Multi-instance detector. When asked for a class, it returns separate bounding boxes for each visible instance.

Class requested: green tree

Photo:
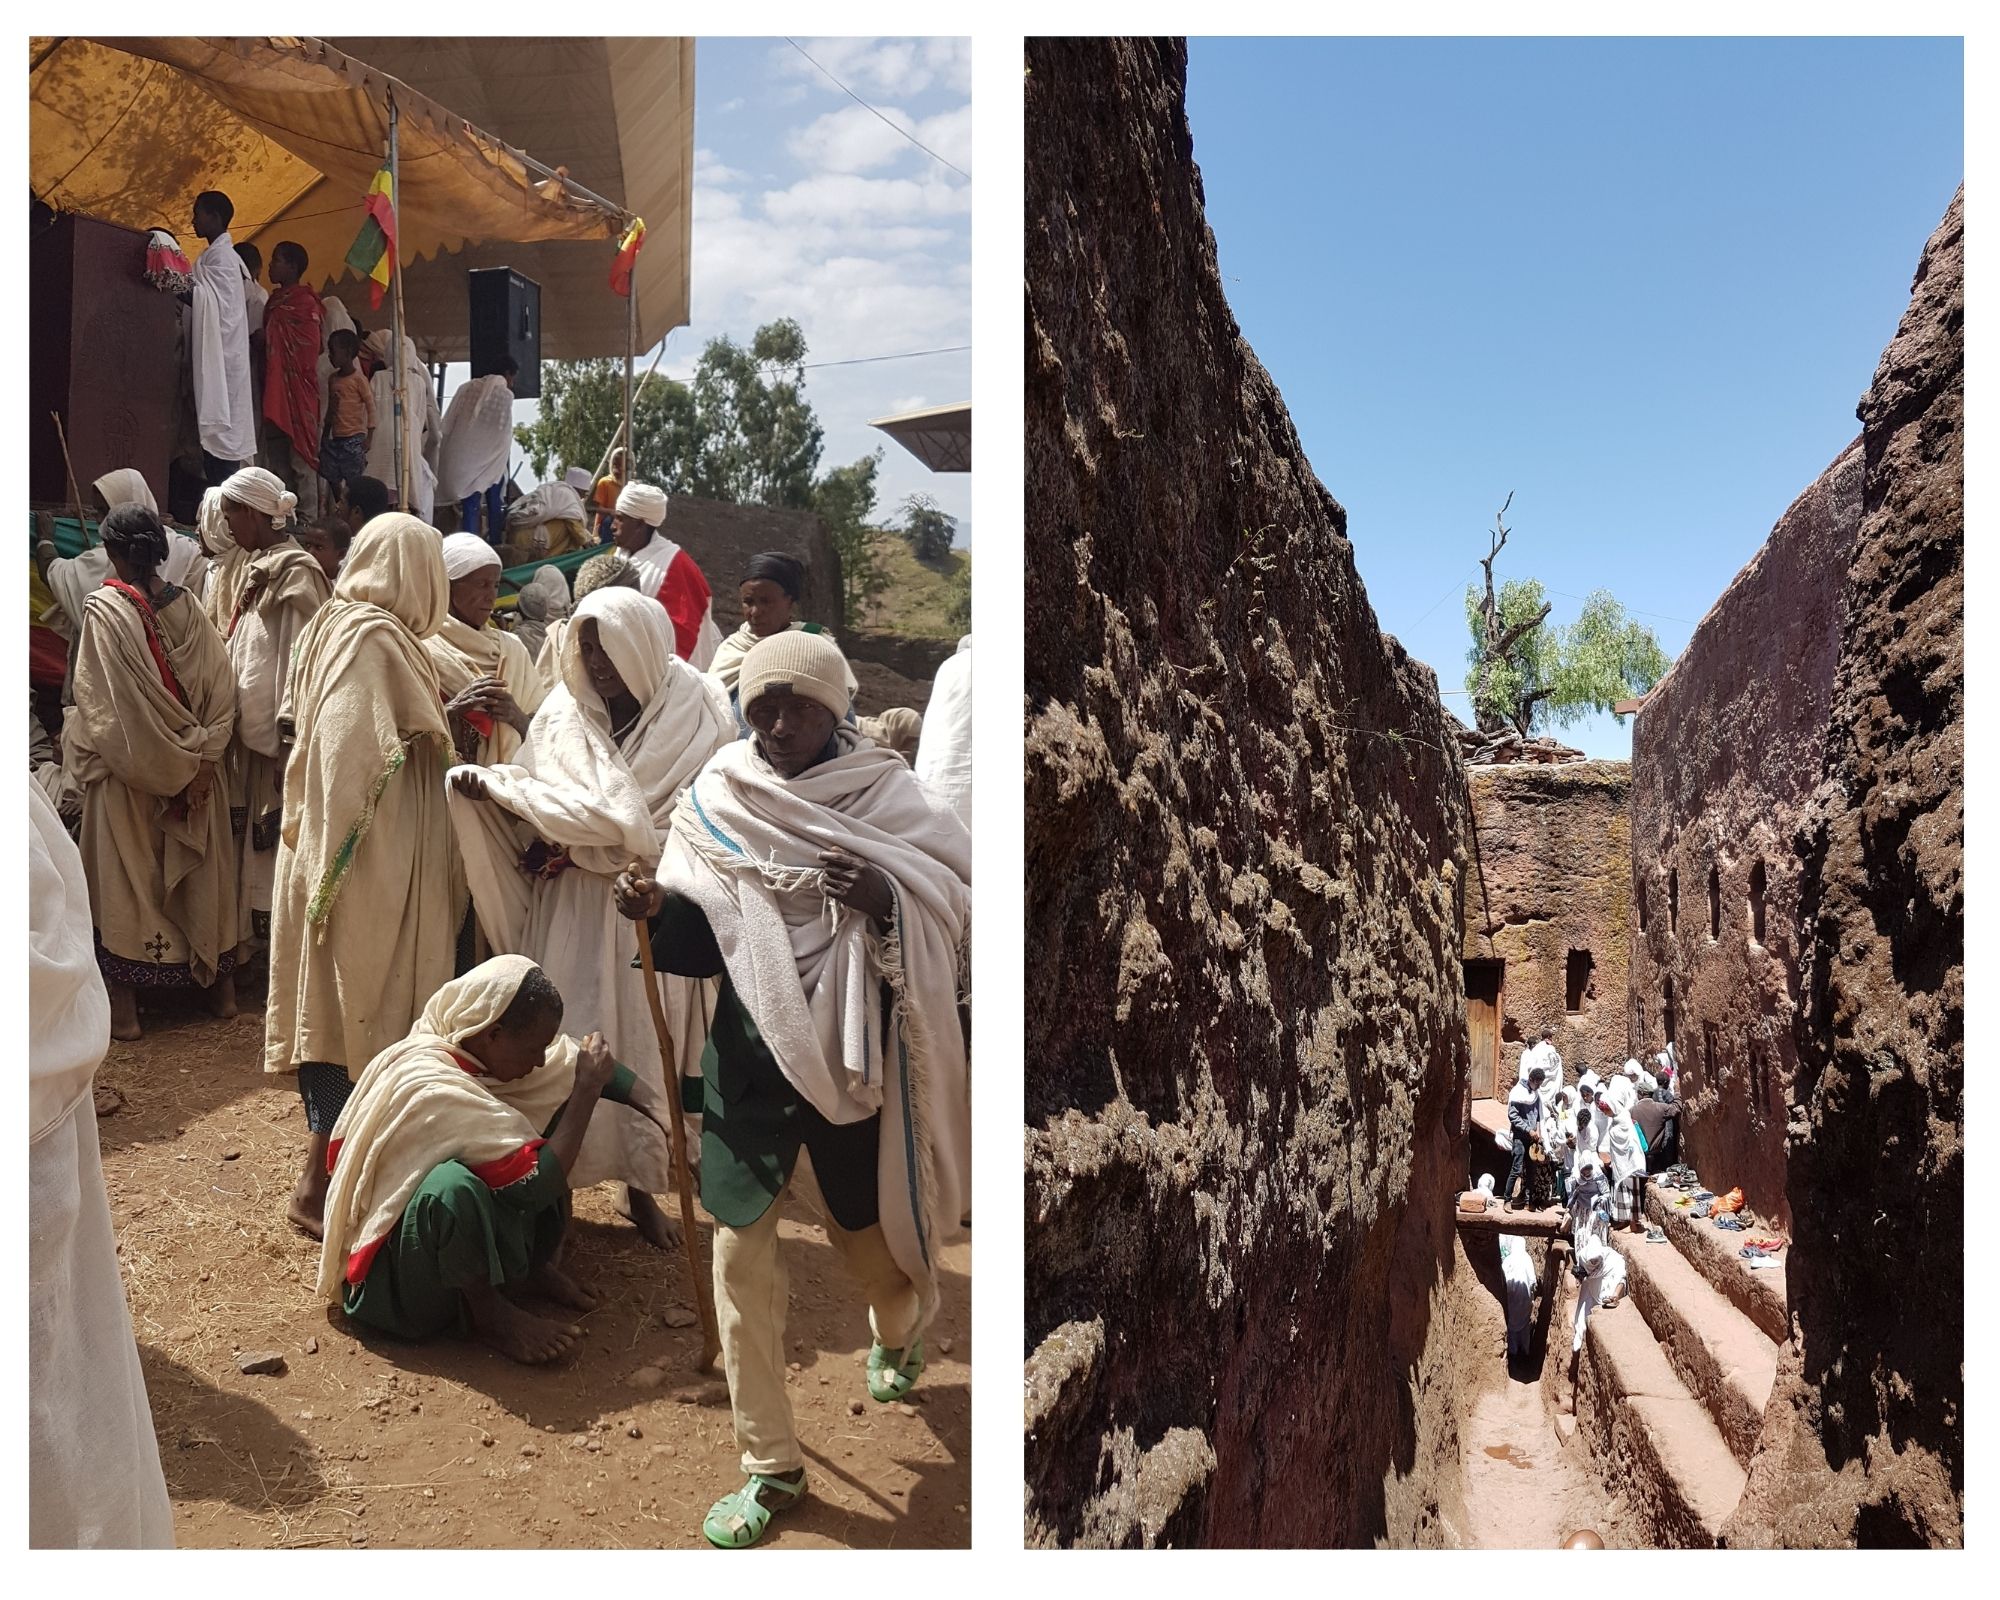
[813,450,885,624]
[898,492,956,565]
[944,558,972,632]
[514,357,697,488]
[687,319,824,507]
[1463,494,1670,735]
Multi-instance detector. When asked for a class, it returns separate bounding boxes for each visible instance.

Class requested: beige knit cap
[738,628,852,721]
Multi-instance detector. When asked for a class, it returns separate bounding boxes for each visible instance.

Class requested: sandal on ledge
[867,1337,925,1403]
[702,1471,806,1549]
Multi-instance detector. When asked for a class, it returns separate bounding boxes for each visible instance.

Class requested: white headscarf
[92,468,158,517]
[219,466,298,528]
[564,466,593,493]
[615,481,668,527]
[441,532,502,582]
[197,487,235,556]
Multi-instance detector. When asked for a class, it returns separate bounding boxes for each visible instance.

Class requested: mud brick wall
[1626,444,1864,1228]
[662,494,842,631]
[1024,38,1474,1548]
[1462,761,1632,1087]
[1726,187,1963,1550]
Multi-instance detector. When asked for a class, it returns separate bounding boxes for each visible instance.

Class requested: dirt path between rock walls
[90,993,971,1550]
[1459,1373,1621,1549]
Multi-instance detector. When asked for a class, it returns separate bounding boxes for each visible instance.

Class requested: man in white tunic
[610,482,723,669]
[187,190,257,485]
[29,779,175,1547]
[438,360,520,539]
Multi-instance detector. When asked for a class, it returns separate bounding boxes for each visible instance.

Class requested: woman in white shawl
[447,588,734,1249]
[38,469,209,653]
[1567,1154,1628,1351]
[613,628,970,1549]
[427,534,546,770]
[205,469,332,959]
[265,514,470,1239]
[708,550,856,736]
[1596,1075,1648,1231]
[62,505,240,1039]
[362,327,442,521]
[29,779,174,1547]
[318,956,676,1364]
[512,564,572,663]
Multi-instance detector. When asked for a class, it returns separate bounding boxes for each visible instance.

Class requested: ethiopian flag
[609,215,646,297]
[345,166,398,310]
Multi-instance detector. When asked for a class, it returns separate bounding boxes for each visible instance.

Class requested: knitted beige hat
[738,628,852,721]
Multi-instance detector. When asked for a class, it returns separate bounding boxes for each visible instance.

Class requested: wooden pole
[50,411,96,547]
[623,279,636,479]
[387,96,409,512]
[590,334,672,486]
[632,904,721,1373]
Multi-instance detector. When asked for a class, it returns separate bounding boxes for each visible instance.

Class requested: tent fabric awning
[870,402,971,473]
[28,35,693,361]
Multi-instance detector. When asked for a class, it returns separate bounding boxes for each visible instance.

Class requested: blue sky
[468,37,971,542]
[1184,36,1963,756]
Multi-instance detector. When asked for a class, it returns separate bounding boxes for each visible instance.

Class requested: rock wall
[662,493,842,631]
[1725,188,1963,1548]
[1626,444,1865,1228]
[1024,38,1474,1548]
[1462,761,1632,1093]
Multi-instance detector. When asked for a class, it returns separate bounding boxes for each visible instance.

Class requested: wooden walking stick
[633,889,722,1373]
[51,411,97,547]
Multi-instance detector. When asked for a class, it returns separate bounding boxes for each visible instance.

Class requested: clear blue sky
[1185,37,1963,756]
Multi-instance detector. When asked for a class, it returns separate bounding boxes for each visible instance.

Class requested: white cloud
[694,147,749,186]
[777,36,971,101]
[715,97,744,114]
[786,102,972,177]
[761,172,969,227]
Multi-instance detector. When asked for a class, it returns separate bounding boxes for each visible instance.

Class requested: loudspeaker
[468,267,540,399]
[29,212,180,509]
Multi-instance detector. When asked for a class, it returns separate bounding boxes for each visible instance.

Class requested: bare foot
[208,969,240,1020]
[108,983,142,1042]
[287,1185,325,1240]
[465,1284,581,1365]
[522,1259,600,1313]
[626,1186,682,1251]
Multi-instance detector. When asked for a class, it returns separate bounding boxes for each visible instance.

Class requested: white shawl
[914,635,972,829]
[628,531,722,670]
[659,730,971,1323]
[190,231,257,462]
[364,330,441,520]
[436,373,517,503]
[1599,1075,1646,1186]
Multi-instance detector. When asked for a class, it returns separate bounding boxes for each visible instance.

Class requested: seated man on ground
[316,955,675,1364]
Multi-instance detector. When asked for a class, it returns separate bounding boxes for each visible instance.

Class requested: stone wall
[1024,38,1474,1548]
[663,493,842,631]
[1725,187,1963,1549]
[1626,444,1865,1227]
[1461,760,1632,1090]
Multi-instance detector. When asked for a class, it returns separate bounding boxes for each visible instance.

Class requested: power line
[784,38,971,181]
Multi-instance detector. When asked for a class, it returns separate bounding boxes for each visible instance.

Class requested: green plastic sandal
[702,1471,806,1549]
[866,1337,925,1402]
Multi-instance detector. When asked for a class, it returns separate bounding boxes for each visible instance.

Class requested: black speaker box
[467,267,540,398]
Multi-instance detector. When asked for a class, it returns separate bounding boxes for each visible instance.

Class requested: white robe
[29,782,174,1548]
[190,231,257,463]
[436,373,518,504]
[627,531,723,670]
[363,331,442,521]
[914,634,972,829]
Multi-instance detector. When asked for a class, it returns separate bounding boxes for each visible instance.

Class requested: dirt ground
[94,983,971,1550]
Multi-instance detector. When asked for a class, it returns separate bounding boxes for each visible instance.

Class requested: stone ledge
[1645,1186,1789,1344]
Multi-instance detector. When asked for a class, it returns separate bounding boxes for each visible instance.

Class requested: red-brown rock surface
[1627,442,1865,1228]
[1024,38,1474,1547]
[1725,187,1963,1549]
[1462,760,1632,1094]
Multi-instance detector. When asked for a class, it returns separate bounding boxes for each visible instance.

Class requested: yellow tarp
[29,35,693,360]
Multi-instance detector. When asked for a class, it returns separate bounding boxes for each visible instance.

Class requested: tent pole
[624,282,636,478]
[388,93,409,512]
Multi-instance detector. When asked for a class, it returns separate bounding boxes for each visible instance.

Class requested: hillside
[856,528,970,640]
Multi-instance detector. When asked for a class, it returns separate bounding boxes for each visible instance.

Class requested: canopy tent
[870,402,972,473]
[28,35,693,361]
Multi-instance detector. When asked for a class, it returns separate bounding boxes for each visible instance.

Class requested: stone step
[1573,1291,1748,1547]
[1611,1229,1777,1471]
[1645,1185,1789,1345]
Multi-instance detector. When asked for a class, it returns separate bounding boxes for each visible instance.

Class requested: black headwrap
[741,550,804,601]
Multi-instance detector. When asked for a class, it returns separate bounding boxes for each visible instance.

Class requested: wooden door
[1465,961,1503,1101]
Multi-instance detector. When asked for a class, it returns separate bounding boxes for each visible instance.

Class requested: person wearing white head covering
[426,534,546,770]
[362,328,442,521]
[608,482,722,669]
[317,957,670,1362]
[38,470,207,653]
[1596,1075,1648,1230]
[28,780,175,1548]
[1498,1229,1538,1361]
[1566,1154,1628,1351]
[448,589,734,1248]
[511,563,572,664]
[564,465,594,495]
[264,514,464,1239]
[612,627,970,1547]
[1653,1044,1679,1104]
[436,361,519,536]
[206,468,331,960]
[914,634,972,829]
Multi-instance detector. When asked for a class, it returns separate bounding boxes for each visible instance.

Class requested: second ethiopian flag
[345,167,398,310]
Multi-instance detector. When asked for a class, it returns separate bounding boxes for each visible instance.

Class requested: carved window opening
[1669,868,1679,934]
[1565,949,1594,1013]
[1709,864,1722,940]
[1702,1021,1718,1097]
[1663,977,1677,1046]
[1749,860,1767,944]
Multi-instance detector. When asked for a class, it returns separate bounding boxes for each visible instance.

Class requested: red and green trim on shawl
[326,1047,547,1287]
[303,726,454,926]
[102,577,186,705]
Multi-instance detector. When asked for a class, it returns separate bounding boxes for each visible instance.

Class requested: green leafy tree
[687,319,824,508]
[1463,494,1670,735]
[945,557,972,631]
[898,492,956,565]
[514,358,697,488]
[813,450,885,624]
